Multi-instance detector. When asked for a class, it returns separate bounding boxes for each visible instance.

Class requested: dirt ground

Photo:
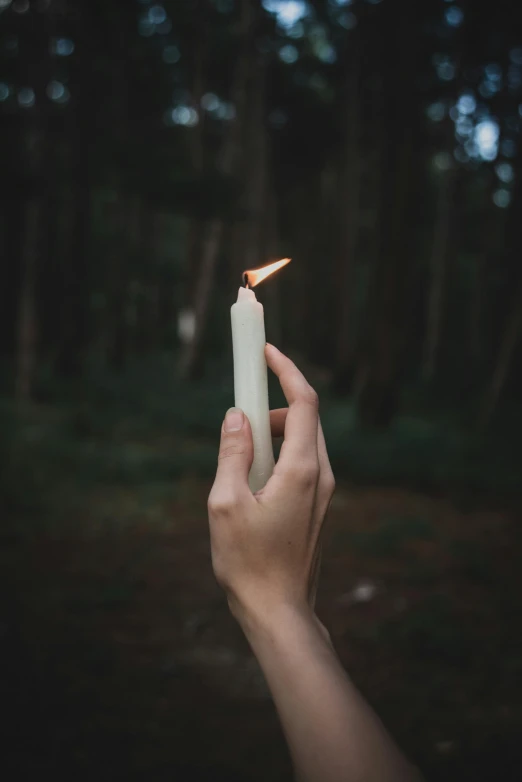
[1,480,522,781]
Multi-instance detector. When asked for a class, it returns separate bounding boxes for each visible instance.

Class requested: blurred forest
[1,1,522,781]
[1,0,522,428]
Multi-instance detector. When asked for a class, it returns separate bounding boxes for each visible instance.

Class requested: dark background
[1,0,522,779]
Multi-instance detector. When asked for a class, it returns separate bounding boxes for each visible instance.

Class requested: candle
[230,259,291,492]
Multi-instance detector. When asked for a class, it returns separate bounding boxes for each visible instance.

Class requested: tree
[179,0,255,380]
[332,29,362,393]
[479,144,522,426]
[14,0,55,400]
[356,0,428,426]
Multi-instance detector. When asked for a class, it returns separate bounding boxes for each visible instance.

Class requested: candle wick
[244,273,249,289]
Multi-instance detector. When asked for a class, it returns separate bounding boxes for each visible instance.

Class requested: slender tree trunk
[0,210,6,334]
[303,165,336,367]
[55,136,91,376]
[15,2,54,400]
[0,193,22,360]
[357,141,411,424]
[16,197,40,401]
[159,282,176,344]
[242,54,268,271]
[333,35,362,393]
[238,54,284,346]
[479,144,522,426]
[470,199,497,363]
[263,182,283,348]
[422,10,469,383]
[181,0,209,340]
[188,0,208,174]
[104,17,132,371]
[356,1,424,426]
[51,0,93,377]
[470,254,485,361]
[422,170,455,380]
[107,197,134,370]
[479,279,522,427]
[134,202,157,354]
[179,0,253,380]
[181,216,224,360]
[292,192,314,355]
[143,213,164,352]
[351,27,385,401]
[133,279,162,354]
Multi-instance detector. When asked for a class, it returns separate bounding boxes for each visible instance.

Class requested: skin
[208,343,423,782]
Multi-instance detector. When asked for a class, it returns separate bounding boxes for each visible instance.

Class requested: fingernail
[224,407,244,432]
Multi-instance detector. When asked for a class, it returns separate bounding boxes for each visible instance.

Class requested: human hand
[207,344,335,632]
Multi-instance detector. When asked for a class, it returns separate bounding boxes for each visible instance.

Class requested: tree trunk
[133,202,154,354]
[55,96,92,375]
[303,165,336,367]
[333,34,362,393]
[106,197,134,370]
[103,17,132,371]
[357,138,412,425]
[479,143,522,426]
[479,279,522,427]
[263,182,283,348]
[14,2,55,400]
[422,170,455,380]
[188,0,208,174]
[142,213,164,353]
[179,217,224,375]
[0,193,23,361]
[356,1,424,427]
[242,54,268,272]
[179,0,254,380]
[55,142,92,376]
[470,254,485,362]
[16,197,41,401]
[180,0,209,349]
[350,24,385,402]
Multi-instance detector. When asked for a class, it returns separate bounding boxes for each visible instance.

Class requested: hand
[208,346,422,782]
[207,344,335,631]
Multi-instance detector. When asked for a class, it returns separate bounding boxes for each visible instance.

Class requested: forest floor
[2,471,522,782]
[2,359,522,781]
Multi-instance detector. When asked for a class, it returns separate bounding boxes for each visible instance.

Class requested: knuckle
[288,460,319,489]
[210,552,227,585]
[301,385,319,408]
[322,469,336,498]
[218,443,246,460]
[302,464,319,489]
[208,492,237,516]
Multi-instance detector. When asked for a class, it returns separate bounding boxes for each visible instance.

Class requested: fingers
[270,406,334,491]
[309,541,322,610]
[208,408,254,510]
[265,344,319,475]
[317,420,336,500]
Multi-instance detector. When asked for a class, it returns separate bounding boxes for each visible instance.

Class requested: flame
[243,258,291,288]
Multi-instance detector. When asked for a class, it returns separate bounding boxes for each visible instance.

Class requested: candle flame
[243,258,291,288]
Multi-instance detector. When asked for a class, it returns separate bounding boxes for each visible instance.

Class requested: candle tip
[237,286,256,302]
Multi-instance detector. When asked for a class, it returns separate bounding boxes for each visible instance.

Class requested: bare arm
[242,604,421,782]
[208,344,423,782]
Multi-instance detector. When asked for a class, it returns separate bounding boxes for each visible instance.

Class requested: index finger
[265,344,319,470]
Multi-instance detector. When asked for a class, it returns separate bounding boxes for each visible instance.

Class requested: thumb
[214,407,254,494]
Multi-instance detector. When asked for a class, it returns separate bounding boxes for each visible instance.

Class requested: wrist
[232,598,330,650]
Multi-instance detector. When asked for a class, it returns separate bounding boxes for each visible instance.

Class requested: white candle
[231,287,275,492]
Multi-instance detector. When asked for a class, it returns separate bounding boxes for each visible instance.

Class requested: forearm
[241,604,422,782]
